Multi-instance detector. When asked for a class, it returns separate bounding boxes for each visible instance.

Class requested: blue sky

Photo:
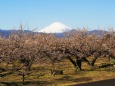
[0,0,115,30]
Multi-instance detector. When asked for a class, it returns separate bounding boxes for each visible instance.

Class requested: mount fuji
[38,22,72,33]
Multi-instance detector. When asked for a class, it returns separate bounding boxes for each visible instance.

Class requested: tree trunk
[91,56,98,66]
[67,56,82,71]
[91,51,101,66]
[22,74,25,85]
[67,56,77,67]
[76,59,82,71]
[82,58,90,65]
[26,61,32,71]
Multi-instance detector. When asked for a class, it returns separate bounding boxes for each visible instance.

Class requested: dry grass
[0,58,115,86]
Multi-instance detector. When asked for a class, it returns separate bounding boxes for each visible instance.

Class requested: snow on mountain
[38,22,72,33]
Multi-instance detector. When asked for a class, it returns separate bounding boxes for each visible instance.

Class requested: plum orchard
[0,30,114,73]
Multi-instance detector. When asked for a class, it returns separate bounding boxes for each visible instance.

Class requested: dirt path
[72,78,115,86]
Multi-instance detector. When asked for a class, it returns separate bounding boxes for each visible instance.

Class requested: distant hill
[0,29,32,37]
[89,30,107,36]
[0,29,108,37]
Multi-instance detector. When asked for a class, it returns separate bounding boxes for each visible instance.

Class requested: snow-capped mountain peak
[38,22,72,33]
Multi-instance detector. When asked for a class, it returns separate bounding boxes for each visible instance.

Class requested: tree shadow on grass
[0,72,13,78]
[70,77,92,82]
[0,81,53,86]
[55,76,92,83]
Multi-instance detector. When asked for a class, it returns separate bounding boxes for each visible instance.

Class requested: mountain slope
[38,22,72,33]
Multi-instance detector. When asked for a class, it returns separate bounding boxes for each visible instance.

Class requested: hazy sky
[0,0,115,30]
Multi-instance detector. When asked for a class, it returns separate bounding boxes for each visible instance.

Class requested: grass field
[0,57,115,86]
